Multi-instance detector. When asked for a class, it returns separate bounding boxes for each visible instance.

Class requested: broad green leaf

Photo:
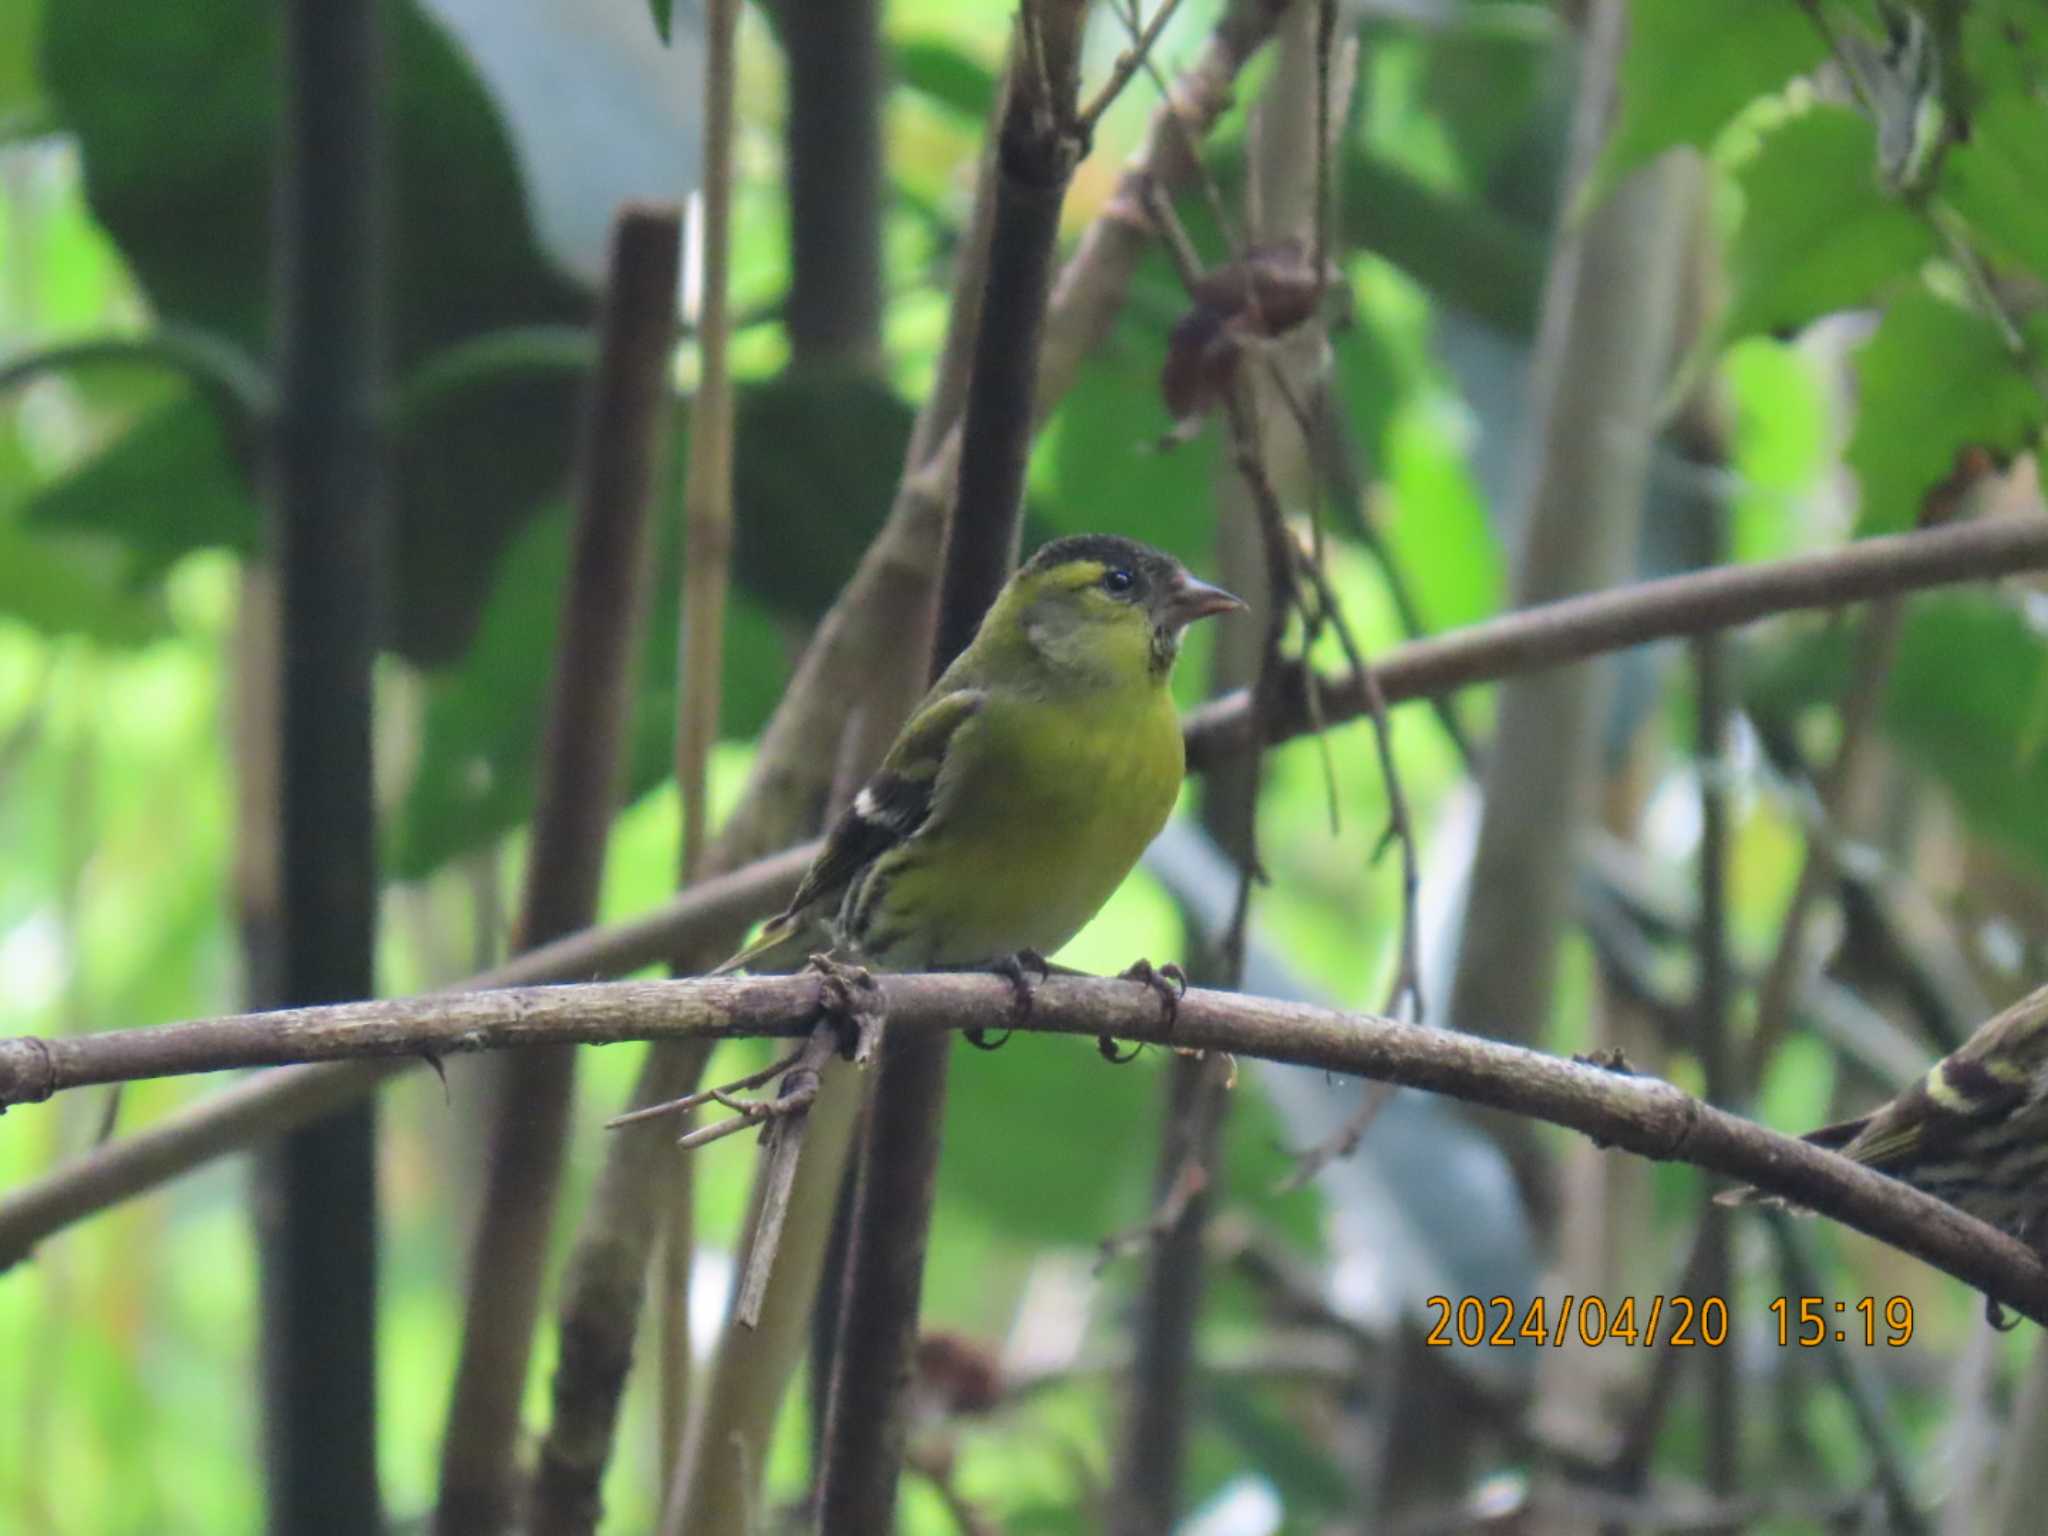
[388,484,791,877]
[894,37,997,121]
[1725,107,1936,344]
[0,525,167,643]
[0,0,43,132]
[1725,336,1828,563]
[1944,90,2048,280]
[1960,0,2047,107]
[1748,596,2048,879]
[1379,402,1503,634]
[731,367,914,623]
[1847,290,2048,534]
[40,0,591,663]
[1588,0,1826,209]
[390,366,910,874]
[1035,298,1222,571]
[1340,147,1544,337]
[21,396,259,578]
[1417,8,1560,196]
[940,1033,1154,1245]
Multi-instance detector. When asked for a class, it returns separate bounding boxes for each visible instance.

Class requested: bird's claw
[1122,959,1186,1028]
[806,953,883,1064]
[1986,1295,2020,1333]
[967,950,1051,1051]
[1098,959,1185,1062]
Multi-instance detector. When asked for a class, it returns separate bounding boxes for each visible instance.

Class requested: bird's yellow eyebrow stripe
[1051,561,1106,590]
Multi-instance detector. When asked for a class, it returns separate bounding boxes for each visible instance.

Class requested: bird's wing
[1835,1048,2030,1170]
[710,688,987,975]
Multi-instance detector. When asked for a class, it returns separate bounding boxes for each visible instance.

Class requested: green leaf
[647,0,674,44]
[940,1035,1154,1245]
[0,0,43,131]
[1338,147,1544,337]
[731,367,915,624]
[1587,0,1826,209]
[1960,0,2047,106]
[388,486,790,878]
[1416,7,1558,194]
[41,0,592,663]
[1036,283,1222,570]
[1204,1381,1353,1514]
[1725,107,1937,344]
[0,525,167,644]
[894,37,997,122]
[1944,89,2048,279]
[19,396,259,576]
[1846,290,2048,534]
[1378,404,1504,635]
[1748,596,2048,879]
[388,359,917,874]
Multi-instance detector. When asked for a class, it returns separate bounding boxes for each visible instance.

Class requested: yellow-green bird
[715,534,1244,976]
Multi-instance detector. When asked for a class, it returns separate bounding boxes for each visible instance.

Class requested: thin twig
[1296,551,1423,1019]
[606,1044,808,1128]
[1182,514,2048,770]
[1098,1140,1213,1271]
[1078,0,1190,131]
[1275,1079,1396,1193]
[673,1071,822,1152]
[1602,1216,1723,1503]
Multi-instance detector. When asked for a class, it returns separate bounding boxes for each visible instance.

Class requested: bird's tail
[707,910,819,977]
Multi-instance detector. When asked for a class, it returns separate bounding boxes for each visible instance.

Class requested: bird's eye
[1102,567,1135,595]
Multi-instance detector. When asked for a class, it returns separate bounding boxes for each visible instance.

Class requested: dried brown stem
[676,0,738,885]
[435,204,677,1536]
[659,0,740,1495]
[732,1022,849,1327]
[606,1045,808,1128]
[1079,0,1190,131]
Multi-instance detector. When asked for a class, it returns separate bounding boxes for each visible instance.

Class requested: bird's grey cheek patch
[853,785,881,819]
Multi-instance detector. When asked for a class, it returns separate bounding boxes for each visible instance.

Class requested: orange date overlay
[1421,1295,1914,1349]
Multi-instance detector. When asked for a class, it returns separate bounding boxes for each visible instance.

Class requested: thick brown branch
[7,973,2048,1324]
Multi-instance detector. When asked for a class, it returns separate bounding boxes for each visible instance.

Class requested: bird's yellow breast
[865,682,1185,969]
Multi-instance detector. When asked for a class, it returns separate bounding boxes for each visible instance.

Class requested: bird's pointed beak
[1164,574,1248,629]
